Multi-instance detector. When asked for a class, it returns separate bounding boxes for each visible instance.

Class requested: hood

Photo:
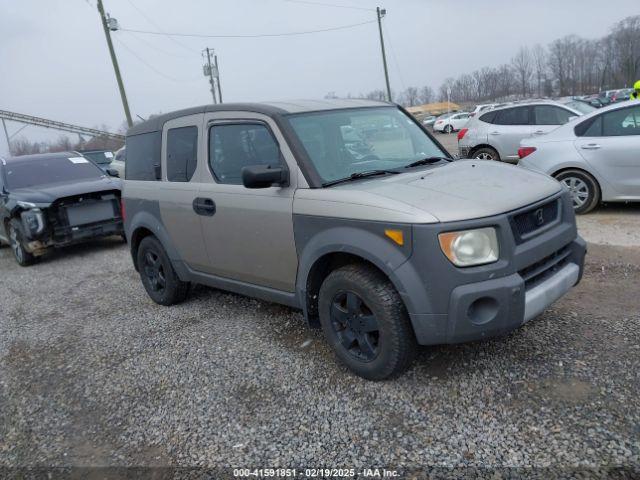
[295,160,561,223]
[9,176,122,206]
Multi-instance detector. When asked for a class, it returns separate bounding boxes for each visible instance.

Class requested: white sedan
[518,100,640,214]
[432,112,471,133]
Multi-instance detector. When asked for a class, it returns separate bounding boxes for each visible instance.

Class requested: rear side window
[602,105,640,136]
[208,123,281,185]
[494,107,530,125]
[575,116,602,137]
[166,126,198,182]
[479,111,497,124]
[126,131,161,181]
[533,106,574,125]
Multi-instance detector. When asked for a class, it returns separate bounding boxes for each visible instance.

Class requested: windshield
[287,107,447,184]
[82,151,113,165]
[563,100,596,115]
[4,155,104,190]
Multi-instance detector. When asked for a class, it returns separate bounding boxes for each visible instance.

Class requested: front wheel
[318,264,417,380]
[444,124,453,134]
[554,169,600,214]
[8,219,37,267]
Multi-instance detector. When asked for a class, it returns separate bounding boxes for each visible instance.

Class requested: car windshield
[563,100,596,115]
[82,151,113,165]
[4,155,104,190]
[287,107,447,184]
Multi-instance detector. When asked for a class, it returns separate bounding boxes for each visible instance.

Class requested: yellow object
[384,229,404,246]
[631,80,640,100]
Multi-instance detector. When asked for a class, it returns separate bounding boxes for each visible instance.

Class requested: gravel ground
[1,229,639,478]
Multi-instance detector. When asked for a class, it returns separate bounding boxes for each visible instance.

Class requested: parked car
[458,100,585,162]
[557,98,597,115]
[611,88,634,103]
[433,112,471,133]
[518,101,640,214]
[0,152,124,265]
[78,149,115,173]
[469,103,500,117]
[111,146,126,179]
[421,115,437,128]
[123,99,585,380]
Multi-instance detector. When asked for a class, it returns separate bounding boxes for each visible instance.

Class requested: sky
[0,0,636,153]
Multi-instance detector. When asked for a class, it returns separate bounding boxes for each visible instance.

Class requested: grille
[519,245,571,289]
[511,199,559,241]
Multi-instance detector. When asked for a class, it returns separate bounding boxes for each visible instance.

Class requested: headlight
[438,227,499,267]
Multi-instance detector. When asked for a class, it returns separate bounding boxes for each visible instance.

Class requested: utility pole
[204,48,217,104]
[376,7,392,103]
[214,54,223,103]
[97,0,133,127]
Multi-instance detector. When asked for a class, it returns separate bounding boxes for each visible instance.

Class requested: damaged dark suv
[0,152,124,266]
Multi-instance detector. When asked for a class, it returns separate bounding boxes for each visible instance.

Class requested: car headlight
[438,227,499,267]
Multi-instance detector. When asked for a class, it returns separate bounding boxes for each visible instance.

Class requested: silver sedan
[518,101,640,214]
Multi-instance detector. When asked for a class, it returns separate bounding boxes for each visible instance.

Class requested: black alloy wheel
[330,291,380,362]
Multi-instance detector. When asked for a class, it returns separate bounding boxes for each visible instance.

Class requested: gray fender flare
[295,226,427,319]
[127,210,183,273]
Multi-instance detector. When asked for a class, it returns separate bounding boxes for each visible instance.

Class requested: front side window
[494,107,530,125]
[166,126,198,182]
[533,106,574,125]
[209,123,281,185]
[126,131,161,181]
[287,107,447,185]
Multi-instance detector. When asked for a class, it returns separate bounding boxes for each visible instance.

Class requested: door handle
[534,130,545,135]
[490,131,501,135]
[581,144,601,150]
[192,197,216,216]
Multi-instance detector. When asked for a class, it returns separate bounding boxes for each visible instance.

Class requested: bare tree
[399,87,420,107]
[511,46,533,96]
[531,44,547,96]
[418,86,434,104]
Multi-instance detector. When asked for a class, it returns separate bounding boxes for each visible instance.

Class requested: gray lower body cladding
[400,190,585,345]
[294,190,585,346]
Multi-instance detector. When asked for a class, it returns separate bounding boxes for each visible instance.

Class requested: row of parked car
[420,97,639,214]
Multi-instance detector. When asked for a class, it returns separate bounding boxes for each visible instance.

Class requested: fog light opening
[468,297,499,325]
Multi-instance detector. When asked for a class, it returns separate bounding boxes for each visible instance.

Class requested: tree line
[359,15,640,107]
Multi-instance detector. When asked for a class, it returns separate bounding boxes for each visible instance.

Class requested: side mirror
[241,164,288,189]
[106,168,120,178]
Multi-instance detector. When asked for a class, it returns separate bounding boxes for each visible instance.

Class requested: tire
[554,169,600,214]
[472,147,500,161]
[318,264,417,380]
[136,236,189,305]
[8,219,37,267]
[444,124,454,134]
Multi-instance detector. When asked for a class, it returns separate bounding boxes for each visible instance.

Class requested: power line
[120,30,192,59]
[123,0,200,54]
[113,36,201,83]
[283,0,375,12]
[119,19,377,38]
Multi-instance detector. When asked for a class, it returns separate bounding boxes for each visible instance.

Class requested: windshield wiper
[322,169,400,187]
[404,156,452,168]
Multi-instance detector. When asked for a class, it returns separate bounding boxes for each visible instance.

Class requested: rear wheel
[8,219,37,267]
[554,169,600,214]
[318,264,417,380]
[137,236,189,305]
[472,147,499,161]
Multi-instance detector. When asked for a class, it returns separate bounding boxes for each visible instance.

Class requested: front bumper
[399,191,587,345]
